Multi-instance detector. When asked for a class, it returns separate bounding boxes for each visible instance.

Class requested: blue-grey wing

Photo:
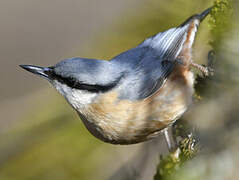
[111,24,192,100]
[52,10,206,99]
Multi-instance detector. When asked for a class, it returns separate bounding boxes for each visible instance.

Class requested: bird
[20,7,212,150]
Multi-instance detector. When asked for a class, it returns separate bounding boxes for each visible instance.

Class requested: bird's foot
[191,62,214,76]
[191,50,215,77]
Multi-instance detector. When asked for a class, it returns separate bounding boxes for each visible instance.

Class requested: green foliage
[154,120,199,180]
[195,0,234,98]
[155,151,181,178]
[155,1,234,179]
[209,0,233,49]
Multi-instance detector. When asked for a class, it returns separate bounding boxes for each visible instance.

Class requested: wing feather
[112,24,191,100]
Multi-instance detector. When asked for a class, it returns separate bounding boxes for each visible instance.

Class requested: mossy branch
[154,1,233,179]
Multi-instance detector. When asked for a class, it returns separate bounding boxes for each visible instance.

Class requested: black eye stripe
[45,70,118,93]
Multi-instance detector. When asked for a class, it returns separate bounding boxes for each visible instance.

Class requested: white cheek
[52,81,97,109]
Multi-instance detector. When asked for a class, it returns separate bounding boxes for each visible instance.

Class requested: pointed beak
[19,65,51,79]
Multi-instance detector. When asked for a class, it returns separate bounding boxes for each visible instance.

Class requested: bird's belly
[79,69,194,144]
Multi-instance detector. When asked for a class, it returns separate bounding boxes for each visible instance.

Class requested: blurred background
[0,0,238,179]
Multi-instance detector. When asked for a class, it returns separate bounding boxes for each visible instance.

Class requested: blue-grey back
[109,25,190,100]
[52,21,193,100]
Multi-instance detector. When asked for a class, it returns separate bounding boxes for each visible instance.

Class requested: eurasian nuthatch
[20,8,212,148]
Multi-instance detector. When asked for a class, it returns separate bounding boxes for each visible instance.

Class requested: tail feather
[139,7,212,85]
[196,7,213,21]
[180,7,213,27]
[142,7,212,61]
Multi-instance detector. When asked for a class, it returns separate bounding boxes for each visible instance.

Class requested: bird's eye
[65,77,80,89]
[48,71,80,89]
[50,71,119,93]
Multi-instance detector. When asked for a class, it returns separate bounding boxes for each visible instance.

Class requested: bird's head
[19,63,100,110]
[19,58,123,110]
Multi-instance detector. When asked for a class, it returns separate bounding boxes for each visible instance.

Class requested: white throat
[52,81,98,110]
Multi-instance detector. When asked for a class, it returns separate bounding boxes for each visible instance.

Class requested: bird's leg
[163,127,177,152]
[190,62,214,76]
[190,50,215,76]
